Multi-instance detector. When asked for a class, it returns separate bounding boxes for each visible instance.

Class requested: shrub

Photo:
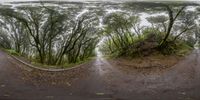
[6,49,20,56]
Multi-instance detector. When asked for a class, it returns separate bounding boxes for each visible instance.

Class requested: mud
[0,50,200,100]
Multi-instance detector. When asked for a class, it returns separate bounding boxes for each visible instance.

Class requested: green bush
[185,36,196,47]
[160,39,193,56]
[175,41,193,56]
[102,27,194,58]
[5,49,20,56]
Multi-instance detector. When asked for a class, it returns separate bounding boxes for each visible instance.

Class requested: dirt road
[0,49,200,100]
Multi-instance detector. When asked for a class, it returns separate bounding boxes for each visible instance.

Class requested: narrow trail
[0,49,200,100]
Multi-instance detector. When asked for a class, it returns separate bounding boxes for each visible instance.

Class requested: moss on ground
[1,48,20,56]
[31,57,94,69]
[1,48,93,69]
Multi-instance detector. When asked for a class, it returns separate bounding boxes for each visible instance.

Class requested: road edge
[10,55,91,72]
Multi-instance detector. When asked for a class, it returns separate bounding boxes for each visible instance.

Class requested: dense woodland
[101,2,200,57]
[0,1,200,66]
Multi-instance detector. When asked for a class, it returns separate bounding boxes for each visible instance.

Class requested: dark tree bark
[160,5,185,47]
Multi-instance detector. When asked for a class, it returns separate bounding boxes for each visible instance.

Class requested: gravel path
[0,49,200,100]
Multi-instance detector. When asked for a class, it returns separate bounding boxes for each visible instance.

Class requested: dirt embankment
[109,54,184,74]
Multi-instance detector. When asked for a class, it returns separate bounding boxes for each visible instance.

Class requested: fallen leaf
[1,85,5,87]
[96,93,105,96]
[51,82,56,85]
[4,94,10,97]
[66,82,71,86]
[46,96,54,99]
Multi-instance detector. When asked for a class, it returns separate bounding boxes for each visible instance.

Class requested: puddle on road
[95,46,114,76]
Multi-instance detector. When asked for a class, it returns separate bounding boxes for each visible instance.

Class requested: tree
[172,10,197,41]
[159,5,185,46]
[0,29,11,49]
[0,5,100,65]
[103,12,134,51]
[125,2,191,46]
[146,15,168,32]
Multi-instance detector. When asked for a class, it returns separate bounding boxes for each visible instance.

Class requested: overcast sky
[0,0,125,3]
[0,0,199,3]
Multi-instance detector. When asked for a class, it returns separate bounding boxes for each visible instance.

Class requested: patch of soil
[19,65,90,87]
[9,55,92,87]
[109,54,184,74]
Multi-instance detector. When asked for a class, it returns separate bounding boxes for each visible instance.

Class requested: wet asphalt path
[0,50,200,100]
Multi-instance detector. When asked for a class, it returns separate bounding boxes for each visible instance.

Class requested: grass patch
[1,48,20,56]
[63,57,94,68]
[175,42,193,56]
[31,57,94,69]
[1,48,93,69]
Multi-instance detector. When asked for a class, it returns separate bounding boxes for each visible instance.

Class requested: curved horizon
[0,0,198,3]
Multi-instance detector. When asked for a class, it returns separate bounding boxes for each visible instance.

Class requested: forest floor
[0,49,200,100]
[109,54,184,74]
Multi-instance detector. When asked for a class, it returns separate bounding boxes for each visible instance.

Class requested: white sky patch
[106,9,123,14]
[76,9,89,19]
[0,0,123,3]
[99,16,104,28]
[139,13,151,26]
[139,12,168,27]
[0,0,199,2]
[186,6,198,11]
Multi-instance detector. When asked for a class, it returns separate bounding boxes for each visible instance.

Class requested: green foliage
[146,15,168,24]
[64,57,94,68]
[102,23,194,57]
[0,2,198,68]
[5,49,20,56]
[0,30,11,49]
[30,57,94,69]
[185,36,196,47]
[175,42,193,56]
[160,39,193,55]
[0,6,100,66]
[142,28,164,42]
